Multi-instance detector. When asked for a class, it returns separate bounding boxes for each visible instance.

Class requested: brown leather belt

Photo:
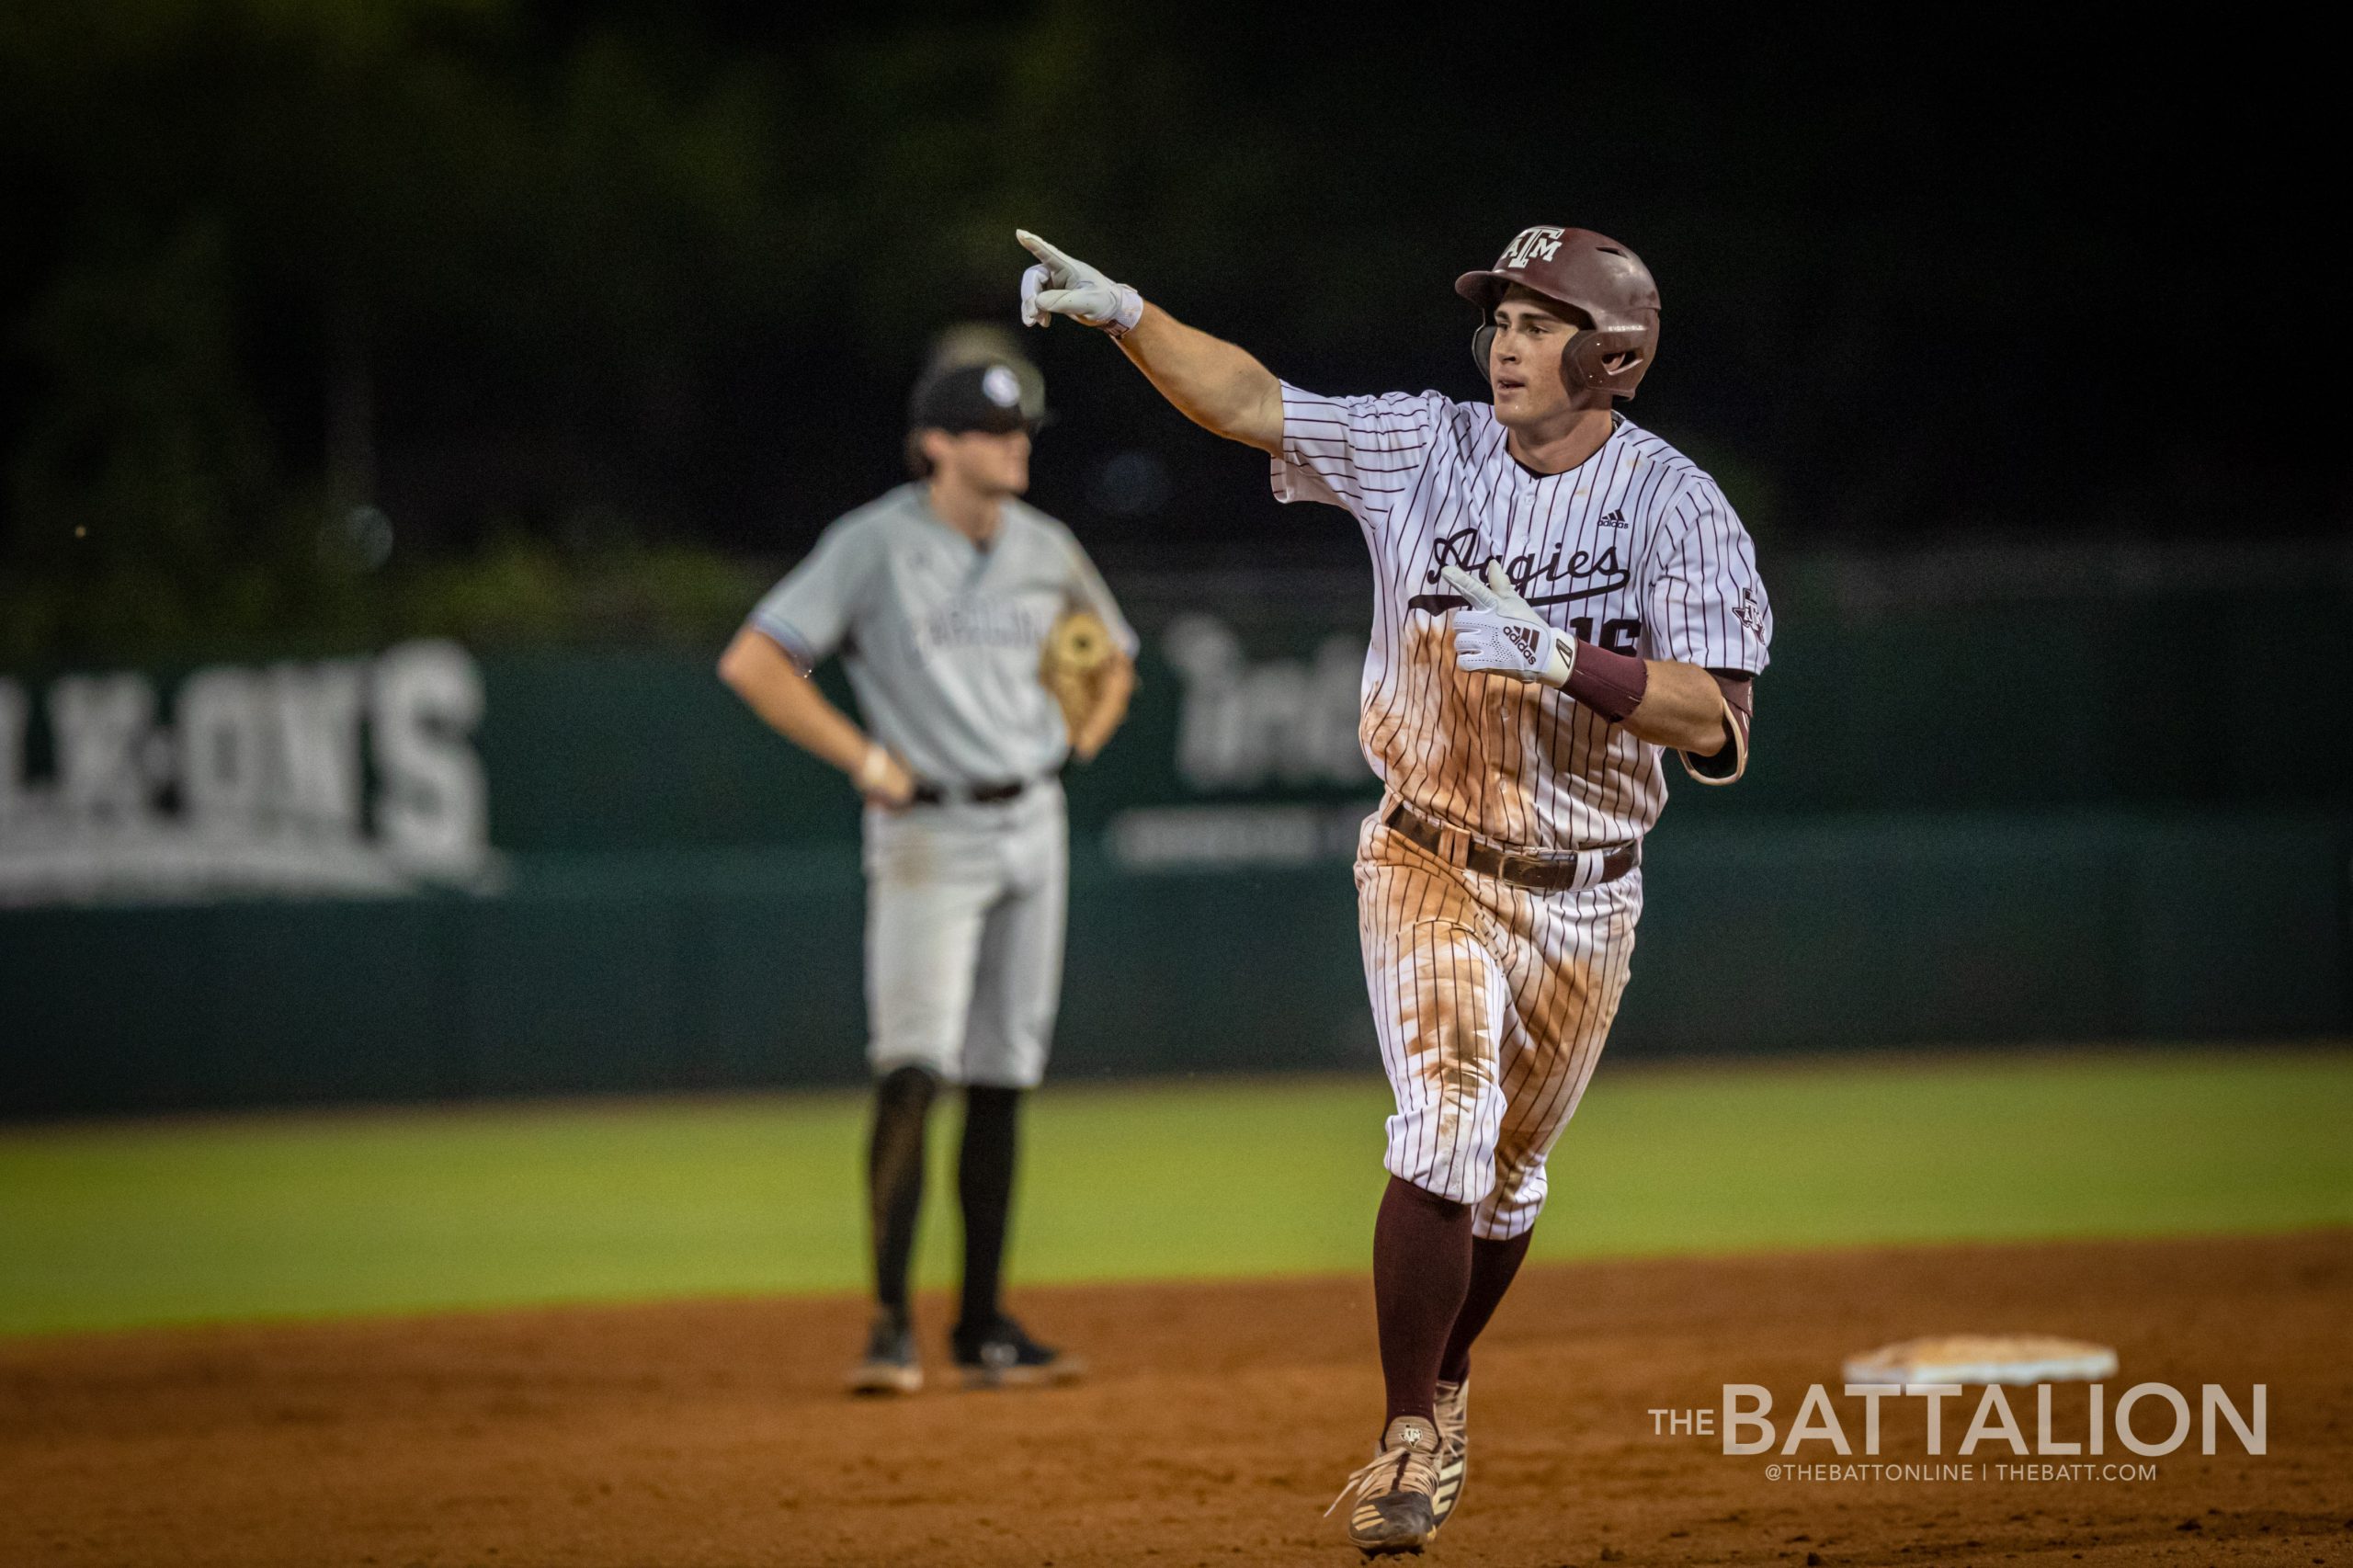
[1382,803,1638,892]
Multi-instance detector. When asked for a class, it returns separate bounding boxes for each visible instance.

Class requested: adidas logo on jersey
[1597,508,1627,528]
[1502,625,1544,664]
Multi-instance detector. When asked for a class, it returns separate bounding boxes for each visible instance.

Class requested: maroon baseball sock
[1373,1176,1475,1424]
[1437,1229,1533,1384]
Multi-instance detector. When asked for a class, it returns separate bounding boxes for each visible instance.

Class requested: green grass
[1,1049,2347,1337]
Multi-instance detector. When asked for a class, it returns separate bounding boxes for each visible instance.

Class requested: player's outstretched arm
[1114,305,1284,456]
[1016,230,1282,456]
[718,627,915,806]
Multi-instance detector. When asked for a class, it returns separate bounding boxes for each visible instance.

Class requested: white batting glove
[1443,562,1574,687]
[1016,229,1143,337]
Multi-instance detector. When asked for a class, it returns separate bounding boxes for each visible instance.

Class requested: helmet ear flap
[1562,324,1654,399]
[1478,318,1654,397]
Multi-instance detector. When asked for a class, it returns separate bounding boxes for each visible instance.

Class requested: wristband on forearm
[1560,639,1648,722]
[854,740,890,792]
[1101,285,1143,339]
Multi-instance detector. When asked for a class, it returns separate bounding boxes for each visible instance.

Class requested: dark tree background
[0,2,2340,654]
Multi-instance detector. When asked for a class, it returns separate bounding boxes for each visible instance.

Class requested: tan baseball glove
[1040,608,1115,735]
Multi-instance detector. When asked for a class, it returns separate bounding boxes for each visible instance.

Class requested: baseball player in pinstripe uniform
[1017,225,1770,1553]
[719,360,1137,1395]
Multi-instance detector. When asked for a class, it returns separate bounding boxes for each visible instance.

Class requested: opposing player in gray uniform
[718,360,1137,1393]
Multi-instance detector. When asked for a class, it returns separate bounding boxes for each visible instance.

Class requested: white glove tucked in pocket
[1441,562,1574,687]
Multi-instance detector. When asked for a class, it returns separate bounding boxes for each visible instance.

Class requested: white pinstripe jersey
[1271,382,1772,855]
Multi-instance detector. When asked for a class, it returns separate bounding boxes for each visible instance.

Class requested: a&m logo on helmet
[1498,225,1565,269]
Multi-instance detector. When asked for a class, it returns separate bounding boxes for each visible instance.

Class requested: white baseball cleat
[1327,1414,1442,1556]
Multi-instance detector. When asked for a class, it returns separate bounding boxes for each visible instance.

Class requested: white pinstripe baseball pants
[1355,810,1642,1239]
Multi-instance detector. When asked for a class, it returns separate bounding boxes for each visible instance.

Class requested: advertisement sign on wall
[0,641,494,906]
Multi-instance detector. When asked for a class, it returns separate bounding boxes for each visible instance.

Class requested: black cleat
[847,1312,922,1396]
[949,1314,1086,1390]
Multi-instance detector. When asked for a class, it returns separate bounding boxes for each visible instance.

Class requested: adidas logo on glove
[1503,626,1544,663]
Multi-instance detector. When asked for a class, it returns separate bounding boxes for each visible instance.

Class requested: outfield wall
[4,567,2347,1115]
[4,811,2347,1117]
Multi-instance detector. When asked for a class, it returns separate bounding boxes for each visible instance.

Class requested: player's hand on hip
[1442,562,1575,687]
[1016,230,1143,336]
[854,740,918,809]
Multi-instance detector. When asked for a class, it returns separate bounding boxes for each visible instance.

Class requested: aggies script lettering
[1406,528,1644,655]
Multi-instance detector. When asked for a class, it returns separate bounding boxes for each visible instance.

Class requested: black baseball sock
[956,1085,1021,1335]
[1373,1176,1475,1425]
[1437,1229,1534,1384]
[866,1065,939,1323]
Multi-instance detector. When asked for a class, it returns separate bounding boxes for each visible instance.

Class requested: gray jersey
[751,484,1135,787]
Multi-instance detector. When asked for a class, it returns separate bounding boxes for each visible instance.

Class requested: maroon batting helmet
[1456,225,1661,399]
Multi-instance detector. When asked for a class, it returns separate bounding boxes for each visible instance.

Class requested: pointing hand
[1017,230,1143,336]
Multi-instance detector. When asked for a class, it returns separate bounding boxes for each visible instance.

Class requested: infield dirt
[3,1232,2346,1566]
